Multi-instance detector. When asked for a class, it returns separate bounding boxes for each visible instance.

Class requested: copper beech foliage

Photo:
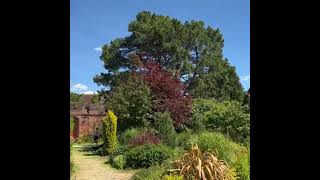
[141,61,192,127]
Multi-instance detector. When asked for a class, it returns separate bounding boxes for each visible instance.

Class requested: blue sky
[71,0,250,94]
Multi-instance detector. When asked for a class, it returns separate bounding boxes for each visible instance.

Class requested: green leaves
[106,73,153,132]
[154,111,177,147]
[94,11,243,102]
[191,99,250,143]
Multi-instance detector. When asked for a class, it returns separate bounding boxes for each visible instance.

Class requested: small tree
[142,62,192,127]
[102,110,118,154]
[154,111,177,147]
[106,73,153,132]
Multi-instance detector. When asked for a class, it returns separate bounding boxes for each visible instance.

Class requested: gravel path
[71,145,135,180]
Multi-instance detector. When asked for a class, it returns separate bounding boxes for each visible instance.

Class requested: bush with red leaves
[128,131,161,146]
[141,61,192,127]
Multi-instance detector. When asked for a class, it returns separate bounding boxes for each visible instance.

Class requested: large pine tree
[94,11,244,101]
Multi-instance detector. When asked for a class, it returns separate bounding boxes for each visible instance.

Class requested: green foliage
[70,142,74,175]
[70,117,74,132]
[154,111,177,147]
[176,131,197,150]
[190,112,206,133]
[94,11,244,102]
[91,94,100,104]
[111,145,129,157]
[195,131,242,165]
[77,135,93,143]
[119,128,145,145]
[125,144,173,168]
[102,110,118,154]
[192,98,250,143]
[132,166,166,180]
[112,155,126,169]
[70,92,83,103]
[162,175,183,180]
[234,149,250,180]
[243,136,250,148]
[106,74,153,132]
[95,147,107,156]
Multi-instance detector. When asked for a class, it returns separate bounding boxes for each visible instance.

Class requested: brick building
[70,94,106,139]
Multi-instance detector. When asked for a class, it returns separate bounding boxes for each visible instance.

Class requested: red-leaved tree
[141,61,192,127]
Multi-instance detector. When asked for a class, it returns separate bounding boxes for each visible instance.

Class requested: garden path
[71,144,135,180]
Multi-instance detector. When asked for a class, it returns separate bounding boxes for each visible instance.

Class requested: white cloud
[71,83,88,91]
[240,75,250,82]
[83,91,97,95]
[94,47,102,52]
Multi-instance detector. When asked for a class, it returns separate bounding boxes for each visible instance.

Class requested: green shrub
[111,145,129,156]
[176,131,197,150]
[132,165,166,180]
[102,110,118,154]
[234,149,250,180]
[112,155,126,169]
[190,112,206,132]
[194,131,242,165]
[125,144,173,168]
[95,147,107,156]
[162,175,183,180]
[243,136,250,148]
[154,111,177,147]
[119,128,145,145]
[192,98,250,143]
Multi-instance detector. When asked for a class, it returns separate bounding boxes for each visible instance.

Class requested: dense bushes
[192,98,250,143]
[132,166,166,180]
[118,128,145,145]
[176,131,197,150]
[154,111,177,146]
[102,110,118,154]
[125,144,174,168]
[234,149,250,180]
[128,131,161,146]
[194,131,241,165]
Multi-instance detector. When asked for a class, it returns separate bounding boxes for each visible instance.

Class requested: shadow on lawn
[83,153,98,156]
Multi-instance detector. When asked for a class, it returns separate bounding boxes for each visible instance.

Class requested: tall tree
[94,11,244,101]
